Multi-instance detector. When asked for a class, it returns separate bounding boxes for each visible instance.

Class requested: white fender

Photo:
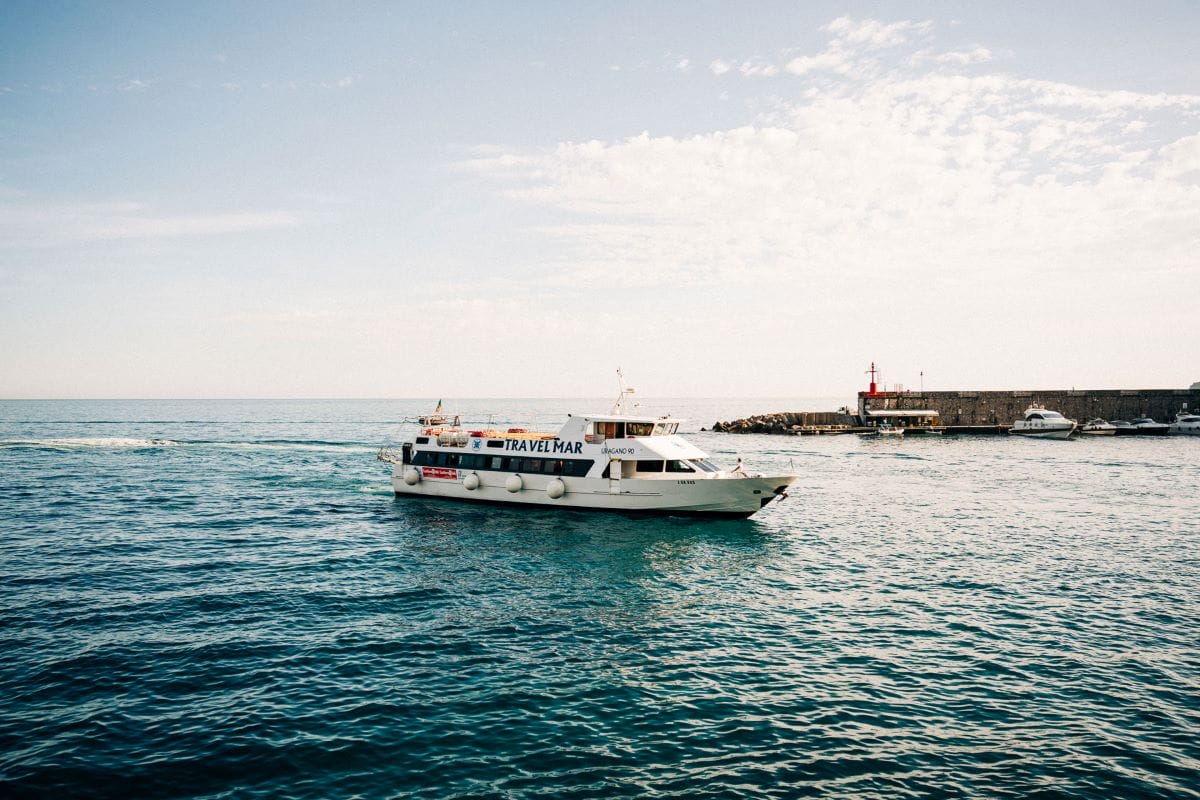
[546,478,565,499]
[505,474,523,493]
[463,472,480,491]
[403,468,420,486]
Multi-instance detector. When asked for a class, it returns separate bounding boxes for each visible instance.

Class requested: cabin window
[415,436,429,444]
[626,422,653,437]
[570,459,594,477]
[636,460,664,473]
[665,460,694,473]
[689,459,721,473]
[490,456,504,470]
[1028,413,1043,420]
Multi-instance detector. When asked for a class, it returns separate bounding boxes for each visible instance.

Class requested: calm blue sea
[2,399,1198,799]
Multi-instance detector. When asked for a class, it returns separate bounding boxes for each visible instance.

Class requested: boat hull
[1009,427,1074,440]
[391,468,796,518]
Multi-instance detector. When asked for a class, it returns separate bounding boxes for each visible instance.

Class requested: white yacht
[1168,411,1200,436]
[378,390,797,518]
[1131,417,1170,436]
[1080,419,1117,435]
[1009,406,1076,439]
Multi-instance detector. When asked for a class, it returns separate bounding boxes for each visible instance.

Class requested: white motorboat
[1080,418,1117,435]
[862,422,904,439]
[1009,406,1076,439]
[378,388,797,518]
[1131,417,1170,436]
[1168,412,1200,436]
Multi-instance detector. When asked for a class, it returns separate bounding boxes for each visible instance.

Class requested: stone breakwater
[711,388,1200,435]
[710,411,856,434]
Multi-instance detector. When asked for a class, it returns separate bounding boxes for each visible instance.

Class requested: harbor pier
[862,388,1199,427]
[712,387,1200,435]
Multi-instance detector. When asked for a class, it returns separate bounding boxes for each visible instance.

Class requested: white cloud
[675,58,691,73]
[780,15,935,79]
[709,59,732,76]
[823,16,932,49]
[0,201,301,246]
[118,78,153,92]
[738,60,780,78]
[460,17,1200,301]
[1158,133,1200,178]
[784,49,854,76]
[935,46,994,65]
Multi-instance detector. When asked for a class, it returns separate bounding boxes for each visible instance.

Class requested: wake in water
[0,438,375,453]
[0,437,184,449]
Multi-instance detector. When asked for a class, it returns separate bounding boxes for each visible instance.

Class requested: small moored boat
[1080,419,1117,435]
[862,422,904,439]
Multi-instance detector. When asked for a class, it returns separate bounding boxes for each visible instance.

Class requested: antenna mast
[611,368,636,414]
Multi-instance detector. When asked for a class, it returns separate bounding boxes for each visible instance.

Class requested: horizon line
[1,386,1196,403]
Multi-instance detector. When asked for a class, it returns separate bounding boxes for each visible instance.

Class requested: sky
[2,1,1198,399]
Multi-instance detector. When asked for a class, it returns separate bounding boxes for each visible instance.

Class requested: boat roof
[573,413,686,423]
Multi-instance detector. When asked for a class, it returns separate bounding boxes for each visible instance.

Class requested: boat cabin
[557,414,682,443]
[399,412,719,479]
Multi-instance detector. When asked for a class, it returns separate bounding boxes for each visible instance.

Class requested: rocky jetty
[711,411,857,435]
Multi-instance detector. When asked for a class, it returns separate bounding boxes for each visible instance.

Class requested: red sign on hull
[421,467,459,480]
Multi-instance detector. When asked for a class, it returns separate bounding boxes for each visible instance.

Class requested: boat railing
[421,427,559,446]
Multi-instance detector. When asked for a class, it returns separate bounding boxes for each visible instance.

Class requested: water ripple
[2,401,1199,798]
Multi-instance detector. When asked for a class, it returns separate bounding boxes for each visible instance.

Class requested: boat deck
[422,426,557,443]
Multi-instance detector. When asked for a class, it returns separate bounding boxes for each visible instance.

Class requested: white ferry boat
[378,394,796,518]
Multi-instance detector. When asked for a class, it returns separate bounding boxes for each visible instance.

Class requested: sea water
[1,399,1198,799]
